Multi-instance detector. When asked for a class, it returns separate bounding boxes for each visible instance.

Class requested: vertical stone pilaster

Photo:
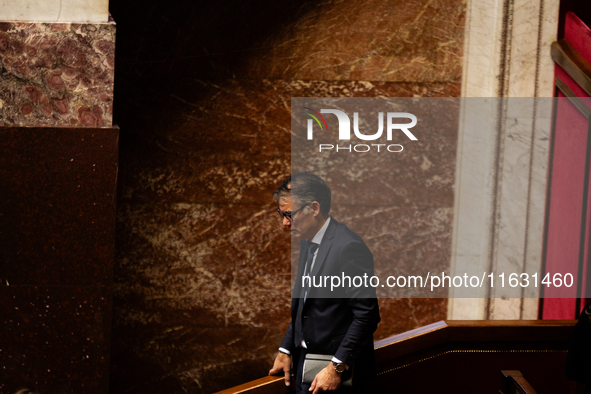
[449,0,560,320]
[0,11,117,394]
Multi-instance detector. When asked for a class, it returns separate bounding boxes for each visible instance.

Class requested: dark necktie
[294,242,318,348]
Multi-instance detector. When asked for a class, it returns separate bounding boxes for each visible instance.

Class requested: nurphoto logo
[302,107,417,153]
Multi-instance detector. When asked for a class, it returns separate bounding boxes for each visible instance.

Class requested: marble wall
[0,15,117,393]
[449,0,560,320]
[109,0,464,392]
[0,127,118,393]
[0,20,115,127]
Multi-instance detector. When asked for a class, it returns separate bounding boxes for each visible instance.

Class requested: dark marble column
[0,127,118,393]
[0,19,117,394]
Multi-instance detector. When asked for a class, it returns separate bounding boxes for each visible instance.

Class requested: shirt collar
[311,216,331,245]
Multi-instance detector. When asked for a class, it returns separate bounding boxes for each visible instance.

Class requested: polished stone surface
[111,0,464,82]
[0,21,115,127]
[450,0,559,319]
[119,80,459,205]
[291,97,459,211]
[109,0,464,391]
[0,127,118,286]
[338,206,455,299]
[0,286,111,393]
[243,0,465,82]
[112,80,459,394]
[375,298,448,339]
[0,126,118,392]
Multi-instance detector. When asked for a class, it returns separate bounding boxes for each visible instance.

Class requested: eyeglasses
[277,203,309,223]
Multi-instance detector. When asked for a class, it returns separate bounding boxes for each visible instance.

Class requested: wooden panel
[0,126,118,393]
[374,321,574,394]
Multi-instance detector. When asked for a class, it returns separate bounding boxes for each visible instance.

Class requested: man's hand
[269,352,292,386]
[309,363,341,393]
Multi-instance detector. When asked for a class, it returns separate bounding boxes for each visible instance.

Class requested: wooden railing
[214,376,291,394]
[216,320,575,394]
[501,370,538,394]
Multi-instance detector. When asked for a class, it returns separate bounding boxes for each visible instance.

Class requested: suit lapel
[293,239,308,299]
[310,218,338,279]
[297,218,338,307]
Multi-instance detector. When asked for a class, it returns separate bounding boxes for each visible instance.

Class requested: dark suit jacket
[280,218,380,383]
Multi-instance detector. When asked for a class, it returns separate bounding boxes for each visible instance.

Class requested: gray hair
[273,172,331,215]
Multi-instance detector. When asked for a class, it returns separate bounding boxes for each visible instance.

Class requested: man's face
[278,197,317,240]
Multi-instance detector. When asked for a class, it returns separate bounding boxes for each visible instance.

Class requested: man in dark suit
[268,172,380,394]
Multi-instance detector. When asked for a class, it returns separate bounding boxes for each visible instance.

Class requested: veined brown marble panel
[111,323,286,393]
[0,286,110,393]
[113,199,451,392]
[0,21,115,127]
[112,0,464,82]
[0,126,117,392]
[333,206,454,298]
[113,201,292,392]
[0,127,118,286]
[110,0,464,390]
[113,77,457,392]
[244,0,465,81]
[115,202,291,329]
[375,298,448,339]
[119,79,459,205]
[291,97,459,209]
